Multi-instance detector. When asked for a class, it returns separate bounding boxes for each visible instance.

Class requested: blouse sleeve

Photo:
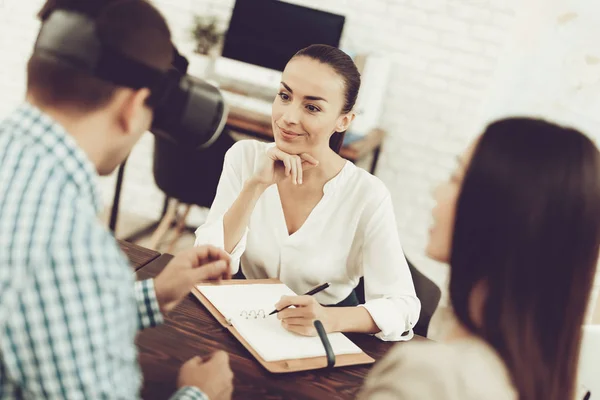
[359,193,421,341]
[194,141,250,274]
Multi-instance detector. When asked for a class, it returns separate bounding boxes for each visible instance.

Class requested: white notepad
[198,284,363,362]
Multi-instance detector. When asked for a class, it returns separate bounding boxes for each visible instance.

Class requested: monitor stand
[212,57,282,101]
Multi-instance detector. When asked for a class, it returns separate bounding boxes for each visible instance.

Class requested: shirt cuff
[170,386,209,400]
[135,279,164,330]
[360,298,415,342]
[194,218,248,275]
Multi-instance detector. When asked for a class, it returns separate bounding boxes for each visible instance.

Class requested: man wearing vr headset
[0,1,233,399]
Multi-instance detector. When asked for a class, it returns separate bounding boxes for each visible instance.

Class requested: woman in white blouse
[195,44,420,341]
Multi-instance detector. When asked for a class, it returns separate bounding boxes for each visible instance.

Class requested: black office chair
[126,130,237,249]
[355,257,441,337]
[153,130,236,207]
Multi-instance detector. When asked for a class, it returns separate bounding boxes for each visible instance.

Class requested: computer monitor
[221,0,345,72]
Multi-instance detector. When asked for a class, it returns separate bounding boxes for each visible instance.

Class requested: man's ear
[335,112,356,133]
[117,88,151,135]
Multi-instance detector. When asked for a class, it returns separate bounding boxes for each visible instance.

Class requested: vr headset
[33,9,228,150]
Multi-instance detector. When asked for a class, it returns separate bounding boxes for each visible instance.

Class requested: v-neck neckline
[272,161,350,239]
[274,184,322,238]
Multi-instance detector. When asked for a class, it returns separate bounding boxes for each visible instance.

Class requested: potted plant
[188,15,223,77]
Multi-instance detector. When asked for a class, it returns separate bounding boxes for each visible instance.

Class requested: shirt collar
[15,102,103,214]
[323,160,353,194]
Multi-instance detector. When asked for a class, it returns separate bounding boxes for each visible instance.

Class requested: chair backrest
[153,130,236,207]
[355,257,441,337]
[406,258,441,337]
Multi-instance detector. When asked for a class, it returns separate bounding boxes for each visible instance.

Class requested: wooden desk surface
[226,115,385,162]
[134,254,426,400]
[118,239,160,271]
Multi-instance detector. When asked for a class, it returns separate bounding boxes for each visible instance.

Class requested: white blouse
[194,140,421,341]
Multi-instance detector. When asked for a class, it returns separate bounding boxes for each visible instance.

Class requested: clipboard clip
[314,320,335,368]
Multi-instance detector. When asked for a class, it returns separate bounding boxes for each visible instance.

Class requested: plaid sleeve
[0,195,147,399]
[135,279,164,329]
[171,386,210,400]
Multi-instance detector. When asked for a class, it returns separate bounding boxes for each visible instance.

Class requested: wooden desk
[226,116,385,175]
[118,239,160,271]
[133,254,426,400]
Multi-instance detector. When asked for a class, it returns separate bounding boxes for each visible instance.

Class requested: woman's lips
[278,126,304,140]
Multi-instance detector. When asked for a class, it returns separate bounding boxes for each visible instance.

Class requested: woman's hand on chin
[252,147,319,187]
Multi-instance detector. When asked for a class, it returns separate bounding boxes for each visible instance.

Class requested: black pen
[583,391,590,400]
[268,282,330,315]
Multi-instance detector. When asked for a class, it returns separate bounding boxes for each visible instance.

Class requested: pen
[583,391,590,400]
[268,282,330,315]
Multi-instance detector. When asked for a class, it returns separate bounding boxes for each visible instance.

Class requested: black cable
[314,320,335,368]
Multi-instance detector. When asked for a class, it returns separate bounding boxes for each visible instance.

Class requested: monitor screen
[222,0,345,72]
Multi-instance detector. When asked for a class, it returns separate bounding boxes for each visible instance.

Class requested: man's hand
[154,246,231,313]
[177,352,234,400]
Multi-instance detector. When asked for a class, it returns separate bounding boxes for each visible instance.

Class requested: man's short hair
[28,0,173,113]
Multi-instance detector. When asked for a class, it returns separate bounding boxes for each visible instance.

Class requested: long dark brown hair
[450,118,600,400]
[293,44,361,154]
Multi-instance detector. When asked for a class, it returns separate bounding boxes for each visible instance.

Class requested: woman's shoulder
[362,338,516,400]
[378,339,462,374]
[343,163,391,202]
[332,164,394,226]
[224,139,273,172]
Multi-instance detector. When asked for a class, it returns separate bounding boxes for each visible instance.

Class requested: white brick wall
[479,0,600,319]
[150,0,518,297]
[1,0,599,313]
[0,0,517,298]
[0,0,42,117]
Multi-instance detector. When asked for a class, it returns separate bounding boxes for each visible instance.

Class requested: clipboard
[192,279,375,373]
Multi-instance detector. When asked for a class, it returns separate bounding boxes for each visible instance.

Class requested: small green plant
[190,15,223,56]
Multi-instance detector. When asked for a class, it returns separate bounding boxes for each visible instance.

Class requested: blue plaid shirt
[0,104,206,400]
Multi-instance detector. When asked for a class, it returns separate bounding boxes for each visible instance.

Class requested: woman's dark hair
[293,44,361,154]
[450,117,600,400]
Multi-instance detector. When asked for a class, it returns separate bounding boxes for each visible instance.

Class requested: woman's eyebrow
[281,81,328,102]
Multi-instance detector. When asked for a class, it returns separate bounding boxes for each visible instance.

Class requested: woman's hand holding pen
[275,295,337,336]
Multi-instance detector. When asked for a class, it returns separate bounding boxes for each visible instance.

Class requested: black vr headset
[33,9,228,149]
